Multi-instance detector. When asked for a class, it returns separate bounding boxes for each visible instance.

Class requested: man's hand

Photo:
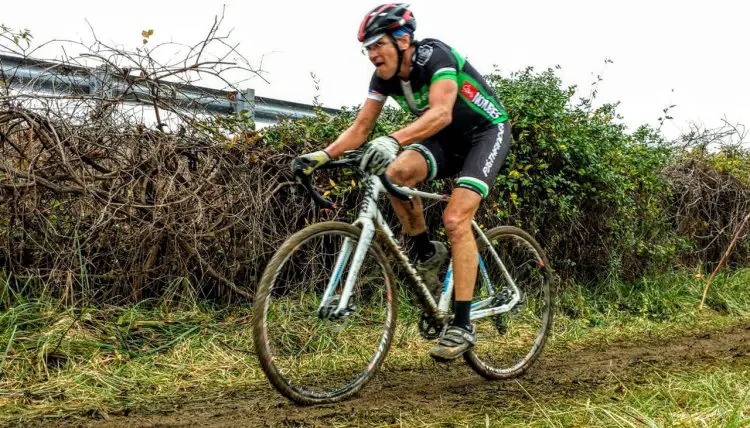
[360,136,400,175]
[292,150,332,176]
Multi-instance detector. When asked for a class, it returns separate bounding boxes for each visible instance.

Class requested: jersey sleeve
[416,41,459,84]
[367,72,389,103]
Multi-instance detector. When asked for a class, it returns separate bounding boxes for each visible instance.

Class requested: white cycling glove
[360,136,400,175]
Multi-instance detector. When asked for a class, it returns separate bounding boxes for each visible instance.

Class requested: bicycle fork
[318,176,382,318]
[317,219,377,318]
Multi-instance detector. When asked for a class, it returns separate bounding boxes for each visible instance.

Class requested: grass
[385,366,750,427]
[0,269,747,424]
[0,296,263,419]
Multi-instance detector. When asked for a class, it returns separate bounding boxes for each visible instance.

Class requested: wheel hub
[490,287,526,335]
[318,295,357,320]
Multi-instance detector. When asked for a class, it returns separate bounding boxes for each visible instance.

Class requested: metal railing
[0,53,340,123]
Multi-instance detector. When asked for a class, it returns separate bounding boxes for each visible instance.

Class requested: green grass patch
[0,269,747,422]
[387,365,750,427]
[557,269,750,323]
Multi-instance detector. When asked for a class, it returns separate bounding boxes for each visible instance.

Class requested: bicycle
[252,150,554,405]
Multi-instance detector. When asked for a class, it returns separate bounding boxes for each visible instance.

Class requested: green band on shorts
[456,176,489,198]
[404,144,438,180]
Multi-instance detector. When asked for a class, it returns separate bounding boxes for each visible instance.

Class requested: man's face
[365,35,398,79]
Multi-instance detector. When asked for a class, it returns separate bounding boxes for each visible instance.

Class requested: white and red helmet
[358,3,417,46]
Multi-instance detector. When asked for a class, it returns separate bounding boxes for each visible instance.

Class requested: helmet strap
[389,34,407,80]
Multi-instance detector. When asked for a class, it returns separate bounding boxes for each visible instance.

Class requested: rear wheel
[464,226,553,379]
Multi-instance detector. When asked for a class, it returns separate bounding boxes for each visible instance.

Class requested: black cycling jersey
[367,38,508,134]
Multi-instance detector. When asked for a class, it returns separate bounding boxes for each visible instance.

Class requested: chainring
[418,311,444,340]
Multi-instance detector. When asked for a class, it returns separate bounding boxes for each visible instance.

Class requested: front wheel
[252,221,397,405]
[464,226,554,379]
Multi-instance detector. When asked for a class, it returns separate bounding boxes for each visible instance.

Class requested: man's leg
[386,150,428,236]
[386,151,449,290]
[429,188,483,360]
[443,188,482,303]
[438,121,510,305]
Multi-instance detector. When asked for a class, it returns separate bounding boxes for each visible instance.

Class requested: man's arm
[390,79,458,146]
[325,98,384,158]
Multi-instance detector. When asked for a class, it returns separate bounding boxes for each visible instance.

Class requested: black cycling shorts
[404,120,511,198]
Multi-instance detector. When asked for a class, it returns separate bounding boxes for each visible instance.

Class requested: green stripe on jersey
[431,70,458,83]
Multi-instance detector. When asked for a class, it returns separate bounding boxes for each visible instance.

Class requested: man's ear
[396,34,411,50]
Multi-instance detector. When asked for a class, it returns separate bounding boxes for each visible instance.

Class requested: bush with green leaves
[483,68,681,281]
[283,68,679,281]
[1,66,747,302]
[259,67,748,284]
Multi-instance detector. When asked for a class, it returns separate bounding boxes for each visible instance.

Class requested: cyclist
[292,3,511,361]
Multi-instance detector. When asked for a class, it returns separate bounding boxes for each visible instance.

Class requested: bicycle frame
[318,175,521,324]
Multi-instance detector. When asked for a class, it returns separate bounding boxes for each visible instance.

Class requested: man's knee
[385,151,428,187]
[443,209,473,239]
[443,189,482,239]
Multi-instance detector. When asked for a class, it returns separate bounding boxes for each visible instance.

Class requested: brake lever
[294,170,336,210]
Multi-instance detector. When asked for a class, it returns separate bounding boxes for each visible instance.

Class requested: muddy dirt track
[41,321,750,427]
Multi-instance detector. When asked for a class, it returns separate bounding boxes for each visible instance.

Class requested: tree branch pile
[0,19,335,303]
[666,124,750,268]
